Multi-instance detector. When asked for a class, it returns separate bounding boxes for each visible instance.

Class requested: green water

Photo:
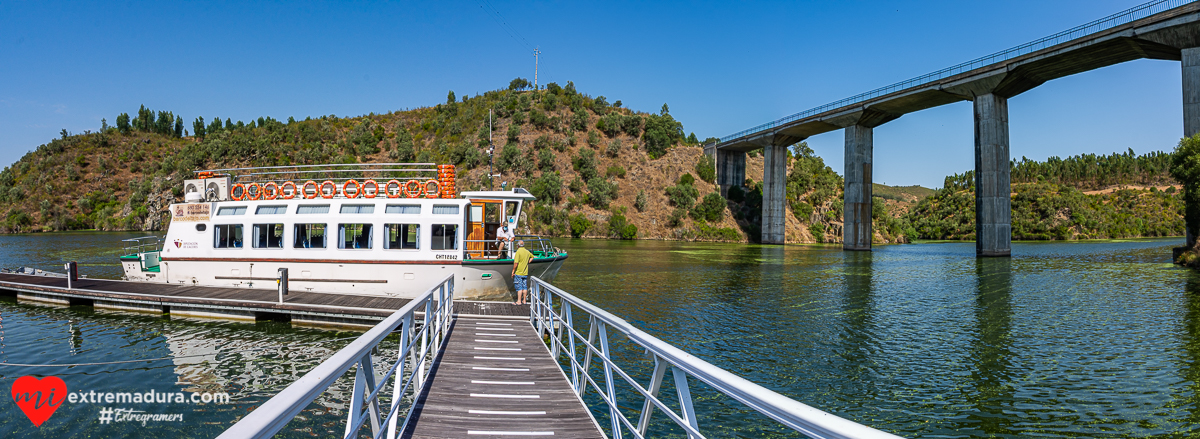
[0,233,1197,437]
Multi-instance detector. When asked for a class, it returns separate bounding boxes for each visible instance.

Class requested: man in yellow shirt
[511,240,534,305]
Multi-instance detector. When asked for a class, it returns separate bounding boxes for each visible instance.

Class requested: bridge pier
[716,149,746,198]
[974,93,1011,257]
[762,144,787,244]
[1183,47,1200,247]
[843,125,873,251]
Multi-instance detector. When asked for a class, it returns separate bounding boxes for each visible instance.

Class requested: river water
[0,232,1196,438]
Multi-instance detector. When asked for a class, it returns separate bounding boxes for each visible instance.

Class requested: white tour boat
[118,163,567,300]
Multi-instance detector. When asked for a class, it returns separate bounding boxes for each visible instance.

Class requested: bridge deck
[401,316,603,439]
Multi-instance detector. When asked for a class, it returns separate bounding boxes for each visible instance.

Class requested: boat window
[386,204,421,214]
[338,224,373,249]
[431,224,458,250]
[213,224,244,248]
[256,205,287,215]
[432,205,460,215]
[505,201,519,220]
[297,205,331,214]
[384,224,419,249]
[340,204,375,214]
[217,206,247,216]
[252,224,285,248]
[294,224,327,249]
[485,203,500,222]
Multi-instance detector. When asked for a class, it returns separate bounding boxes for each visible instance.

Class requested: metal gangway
[218,276,902,439]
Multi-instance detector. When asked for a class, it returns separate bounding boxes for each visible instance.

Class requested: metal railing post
[637,357,669,436]
[672,366,700,439]
[598,322,622,439]
[386,313,413,439]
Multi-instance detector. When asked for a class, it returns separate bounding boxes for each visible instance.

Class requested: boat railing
[528,276,903,439]
[196,163,439,183]
[216,274,455,439]
[465,237,559,259]
[120,236,162,257]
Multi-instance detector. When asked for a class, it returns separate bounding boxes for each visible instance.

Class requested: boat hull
[131,255,566,301]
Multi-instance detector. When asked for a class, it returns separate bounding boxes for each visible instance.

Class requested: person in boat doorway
[512,240,533,305]
[496,223,514,258]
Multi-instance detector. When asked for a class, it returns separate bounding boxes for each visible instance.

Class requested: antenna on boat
[488,109,494,191]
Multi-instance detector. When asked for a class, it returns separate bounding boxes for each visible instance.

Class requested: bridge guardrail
[529,276,903,439]
[720,0,1197,144]
[216,274,455,439]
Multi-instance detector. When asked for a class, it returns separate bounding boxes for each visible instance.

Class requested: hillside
[0,80,874,244]
[904,150,1183,241]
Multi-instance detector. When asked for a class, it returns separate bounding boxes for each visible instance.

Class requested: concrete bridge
[706,0,1200,256]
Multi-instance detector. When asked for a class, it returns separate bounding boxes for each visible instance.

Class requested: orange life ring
[343,179,361,199]
[320,180,337,199]
[246,183,263,201]
[385,180,403,198]
[424,180,441,198]
[262,182,279,200]
[403,180,423,198]
[230,183,246,201]
[280,181,297,199]
[361,179,379,199]
[302,181,319,199]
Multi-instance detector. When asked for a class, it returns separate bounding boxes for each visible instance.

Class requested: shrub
[587,177,619,209]
[531,172,562,204]
[809,223,827,243]
[569,177,584,193]
[606,139,622,157]
[499,144,523,172]
[573,148,599,181]
[534,135,551,150]
[606,165,626,179]
[665,182,699,210]
[566,134,577,147]
[512,111,526,126]
[691,192,726,223]
[530,110,551,130]
[678,173,695,186]
[538,149,555,170]
[728,185,745,203]
[668,207,687,228]
[587,130,600,148]
[635,190,648,212]
[695,155,716,183]
[572,111,589,131]
[793,201,813,221]
[506,124,521,143]
[607,212,637,240]
[569,214,592,237]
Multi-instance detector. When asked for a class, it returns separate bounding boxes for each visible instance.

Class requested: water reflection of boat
[118,164,567,301]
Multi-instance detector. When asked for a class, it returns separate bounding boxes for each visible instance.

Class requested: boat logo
[11,375,67,427]
[173,240,198,249]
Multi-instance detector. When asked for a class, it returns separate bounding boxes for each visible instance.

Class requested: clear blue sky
[0,0,1183,188]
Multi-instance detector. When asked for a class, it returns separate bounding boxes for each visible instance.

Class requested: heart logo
[175,240,182,248]
[11,375,67,427]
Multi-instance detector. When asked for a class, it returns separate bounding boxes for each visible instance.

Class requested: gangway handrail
[216,274,455,439]
[529,276,903,439]
[719,0,1197,143]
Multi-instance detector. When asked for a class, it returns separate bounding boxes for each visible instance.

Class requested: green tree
[509,78,531,91]
[447,90,456,105]
[1172,133,1200,247]
[643,112,683,159]
[691,192,726,223]
[192,117,206,139]
[116,113,131,134]
[569,213,592,237]
[174,115,184,138]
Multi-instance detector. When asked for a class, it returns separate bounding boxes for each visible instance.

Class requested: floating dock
[0,272,527,328]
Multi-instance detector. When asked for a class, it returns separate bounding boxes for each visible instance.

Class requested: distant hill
[903,150,1182,241]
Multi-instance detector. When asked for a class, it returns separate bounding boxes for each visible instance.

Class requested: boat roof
[459,189,536,201]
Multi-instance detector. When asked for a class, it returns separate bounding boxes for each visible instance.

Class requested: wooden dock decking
[0,272,529,326]
[401,316,604,439]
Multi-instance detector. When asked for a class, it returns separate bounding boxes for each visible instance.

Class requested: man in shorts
[511,240,534,305]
